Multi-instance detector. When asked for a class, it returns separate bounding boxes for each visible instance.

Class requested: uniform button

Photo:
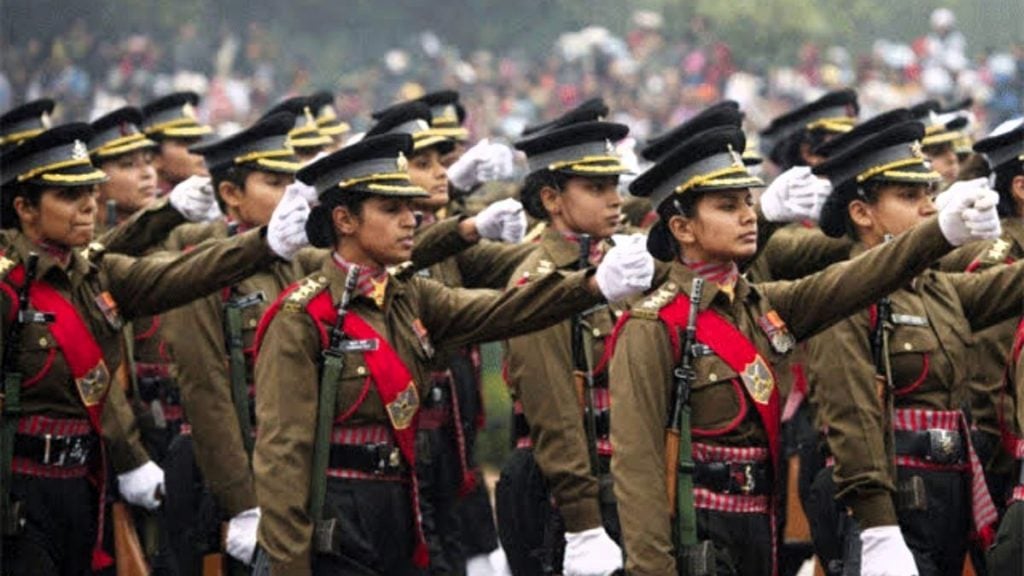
[592,328,601,337]
[614,310,623,318]
[356,366,367,376]
[709,373,718,381]
[903,342,913,351]
[38,337,47,346]
[248,318,258,328]
[317,276,327,283]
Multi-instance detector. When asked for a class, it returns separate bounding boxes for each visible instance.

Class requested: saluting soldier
[909,100,970,189]
[309,91,352,153]
[249,132,653,575]
[364,100,530,575]
[261,96,334,163]
[0,99,55,154]
[606,123,1002,576]
[0,122,308,575]
[805,120,1024,576]
[141,92,213,196]
[87,107,159,234]
[501,118,641,576]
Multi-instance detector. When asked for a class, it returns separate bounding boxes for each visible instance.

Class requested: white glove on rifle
[938,187,1001,246]
[595,234,654,303]
[169,175,218,222]
[448,139,516,190]
[759,166,832,223]
[563,526,623,576]
[267,186,312,260]
[117,460,164,511]
[474,198,527,243]
[225,507,261,564]
[860,525,918,576]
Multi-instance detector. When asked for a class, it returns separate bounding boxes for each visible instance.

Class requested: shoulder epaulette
[0,253,16,282]
[283,273,329,313]
[515,257,557,286]
[80,242,106,263]
[630,281,679,320]
[388,261,416,281]
[981,237,1012,265]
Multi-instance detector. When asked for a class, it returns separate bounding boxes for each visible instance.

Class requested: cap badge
[605,139,615,154]
[182,102,197,120]
[414,119,430,132]
[727,144,743,167]
[40,111,52,130]
[910,141,924,159]
[302,106,317,127]
[396,151,408,172]
[72,140,89,160]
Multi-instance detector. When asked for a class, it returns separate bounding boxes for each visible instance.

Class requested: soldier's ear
[667,213,696,247]
[847,199,874,234]
[331,205,359,236]
[12,196,39,227]
[218,179,244,209]
[1012,174,1024,207]
[539,184,562,217]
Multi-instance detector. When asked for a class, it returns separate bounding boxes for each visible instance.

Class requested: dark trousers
[162,434,221,576]
[313,478,418,576]
[987,499,1024,576]
[2,474,98,576]
[417,426,466,576]
[808,465,970,576]
[453,474,500,559]
[692,507,774,576]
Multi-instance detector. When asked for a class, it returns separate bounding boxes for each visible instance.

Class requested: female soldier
[250,133,652,575]
[87,107,159,230]
[804,120,1024,576]
[607,123,1002,576]
[0,123,308,575]
[500,119,633,576]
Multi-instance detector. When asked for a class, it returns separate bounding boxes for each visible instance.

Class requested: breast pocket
[888,324,939,396]
[690,354,747,435]
[332,355,379,422]
[18,324,61,388]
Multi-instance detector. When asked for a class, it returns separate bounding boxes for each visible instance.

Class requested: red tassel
[413,541,430,568]
[975,523,996,550]
[92,548,114,571]
[458,470,479,498]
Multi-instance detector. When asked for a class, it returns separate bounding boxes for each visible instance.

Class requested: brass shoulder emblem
[0,255,16,280]
[80,242,106,263]
[741,355,775,405]
[283,275,327,312]
[632,281,678,319]
[386,382,420,430]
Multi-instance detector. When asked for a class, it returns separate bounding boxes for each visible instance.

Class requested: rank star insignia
[741,355,774,404]
[369,276,388,308]
[72,140,88,160]
[386,382,420,430]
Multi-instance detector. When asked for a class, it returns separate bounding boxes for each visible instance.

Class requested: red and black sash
[256,285,430,568]
[3,263,113,570]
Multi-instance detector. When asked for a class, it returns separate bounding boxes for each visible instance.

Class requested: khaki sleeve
[410,216,474,271]
[950,260,1024,331]
[936,240,987,272]
[101,377,152,473]
[456,241,536,289]
[253,309,320,575]
[806,320,899,528]
[507,319,601,531]
[761,218,953,340]
[162,292,257,516]
[417,269,602,349]
[94,198,187,256]
[609,318,678,576]
[759,226,853,280]
[103,228,278,319]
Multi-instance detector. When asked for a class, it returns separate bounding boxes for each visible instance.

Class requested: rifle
[223,290,265,458]
[871,235,896,472]
[112,501,149,576]
[1,254,53,567]
[311,266,361,555]
[105,199,118,230]
[664,278,714,575]
[571,234,601,476]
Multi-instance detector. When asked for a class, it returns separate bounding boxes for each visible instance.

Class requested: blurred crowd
[2,8,1022,143]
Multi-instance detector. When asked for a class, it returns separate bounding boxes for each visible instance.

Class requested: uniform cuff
[558,497,604,532]
[217,477,259,518]
[848,491,898,529]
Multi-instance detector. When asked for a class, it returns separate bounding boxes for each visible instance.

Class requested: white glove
[169,175,217,222]
[465,553,494,576]
[474,198,527,243]
[860,525,918,576]
[933,177,988,212]
[758,166,832,223]
[267,186,312,260]
[447,139,516,190]
[938,187,1002,246]
[117,461,164,511]
[595,234,654,303]
[286,178,320,207]
[225,507,261,565]
[563,527,623,576]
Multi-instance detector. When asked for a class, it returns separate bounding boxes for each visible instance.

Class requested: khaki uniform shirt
[0,227,277,473]
[253,258,602,575]
[505,228,617,531]
[807,242,1024,529]
[609,218,956,576]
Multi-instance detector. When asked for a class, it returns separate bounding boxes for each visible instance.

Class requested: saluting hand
[758,166,832,223]
[595,234,654,303]
[938,183,1002,246]
[169,175,218,222]
[473,198,527,243]
[448,138,517,190]
[267,186,312,260]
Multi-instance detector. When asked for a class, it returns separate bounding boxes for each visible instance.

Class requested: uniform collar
[540,227,606,268]
[7,230,91,285]
[668,259,753,311]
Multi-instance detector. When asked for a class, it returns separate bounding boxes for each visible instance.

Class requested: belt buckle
[67,437,88,465]
[741,463,755,495]
[374,444,401,475]
[928,429,959,464]
[42,433,52,465]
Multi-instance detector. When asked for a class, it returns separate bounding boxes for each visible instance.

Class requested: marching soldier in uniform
[0,122,308,575]
[309,91,352,153]
[261,96,333,163]
[364,100,530,575]
[501,119,639,576]
[87,107,159,232]
[910,100,970,189]
[607,123,1002,575]
[141,92,213,197]
[249,132,654,575]
[805,120,1024,576]
[0,99,55,154]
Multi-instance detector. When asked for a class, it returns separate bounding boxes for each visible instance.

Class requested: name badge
[94,291,122,330]
[339,339,379,353]
[891,314,929,327]
[411,318,434,359]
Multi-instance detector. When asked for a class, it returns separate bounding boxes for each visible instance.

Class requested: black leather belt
[513,409,610,440]
[14,434,95,467]
[422,383,451,409]
[329,443,406,475]
[894,429,965,465]
[137,376,180,405]
[693,460,771,496]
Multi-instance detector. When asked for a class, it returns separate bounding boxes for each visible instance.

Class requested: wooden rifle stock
[665,429,680,514]
[112,501,149,576]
